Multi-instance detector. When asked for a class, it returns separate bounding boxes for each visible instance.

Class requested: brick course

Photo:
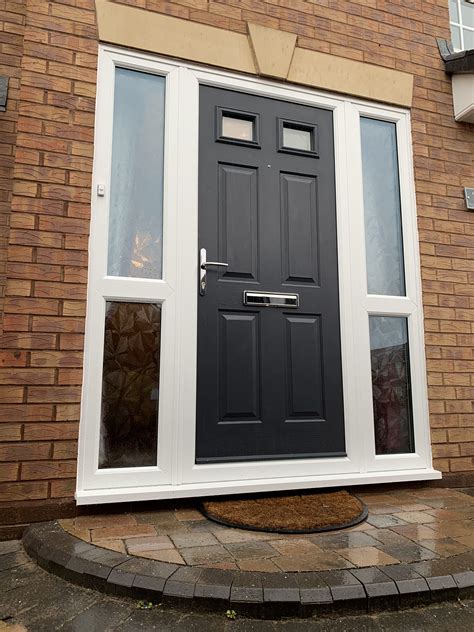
[0,0,473,515]
[0,0,26,332]
[0,0,97,508]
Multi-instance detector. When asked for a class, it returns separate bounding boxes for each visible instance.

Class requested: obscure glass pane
[451,25,462,50]
[361,117,406,296]
[222,115,254,141]
[463,27,474,49]
[99,302,161,468]
[461,1,474,28]
[108,68,165,279]
[283,125,312,151]
[370,316,414,455]
[449,0,459,23]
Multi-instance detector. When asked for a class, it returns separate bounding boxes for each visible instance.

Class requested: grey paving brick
[163,566,203,599]
[261,573,300,603]
[230,571,264,604]
[194,567,233,601]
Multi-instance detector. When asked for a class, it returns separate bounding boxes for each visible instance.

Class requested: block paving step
[21,486,474,618]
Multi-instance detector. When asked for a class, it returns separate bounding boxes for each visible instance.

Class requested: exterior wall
[0,0,473,520]
[0,0,26,332]
[0,0,97,515]
[0,0,26,503]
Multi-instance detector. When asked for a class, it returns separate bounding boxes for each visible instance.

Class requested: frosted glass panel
[222,115,254,141]
[99,302,161,468]
[108,68,165,279]
[283,125,312,151]
[361,117,406,296]
[370,316,414,455]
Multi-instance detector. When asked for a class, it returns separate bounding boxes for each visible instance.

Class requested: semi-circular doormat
[200,490,368,534]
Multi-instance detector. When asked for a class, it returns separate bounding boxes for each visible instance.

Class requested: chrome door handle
[200,248,228,295]
[201,262,229,269]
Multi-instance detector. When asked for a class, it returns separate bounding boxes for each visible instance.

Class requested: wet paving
[0,541,473,631]
[59,488,474,572]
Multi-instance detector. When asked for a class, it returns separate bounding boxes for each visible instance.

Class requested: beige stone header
[95,0,413,108]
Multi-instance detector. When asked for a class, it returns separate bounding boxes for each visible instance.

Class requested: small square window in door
[216,107,260,147]
[278,119,319,157]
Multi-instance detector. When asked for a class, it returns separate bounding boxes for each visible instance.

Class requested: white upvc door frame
[76,45,439,505]
[77,49,182,492]
[344,102,432,473]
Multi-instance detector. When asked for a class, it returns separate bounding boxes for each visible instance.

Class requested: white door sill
[76,468,442,505]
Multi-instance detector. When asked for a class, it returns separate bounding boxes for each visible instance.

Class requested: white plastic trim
[76,45,438,503]
[76,468,441,505]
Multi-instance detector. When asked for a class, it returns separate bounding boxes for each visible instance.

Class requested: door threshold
[76,468,441,505]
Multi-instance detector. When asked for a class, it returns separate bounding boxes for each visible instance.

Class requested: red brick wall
[0,0,473,517]
[0,0,97,509]
[0,0,26,333]
[0,0,26,500]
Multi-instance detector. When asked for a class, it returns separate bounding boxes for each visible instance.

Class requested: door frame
[76,45,439,505]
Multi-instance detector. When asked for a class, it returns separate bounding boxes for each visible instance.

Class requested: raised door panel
[280,173,319,285]
[218,164,258,281]
[285,315,325,420]
[218,311,261,422]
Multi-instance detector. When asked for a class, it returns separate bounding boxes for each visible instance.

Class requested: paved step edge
[23,521,474,619]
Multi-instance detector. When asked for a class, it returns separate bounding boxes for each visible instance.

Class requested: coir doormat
[200,490,368,534]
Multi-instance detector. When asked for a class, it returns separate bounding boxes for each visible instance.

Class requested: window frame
[449,0,474,51]
[78,49,181,492]
[277,118,319,157]
[76,45,438,504]
[216,106,261,147]
[345,102,431,473]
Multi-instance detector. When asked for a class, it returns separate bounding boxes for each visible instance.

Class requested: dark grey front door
[196,86,345,463]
